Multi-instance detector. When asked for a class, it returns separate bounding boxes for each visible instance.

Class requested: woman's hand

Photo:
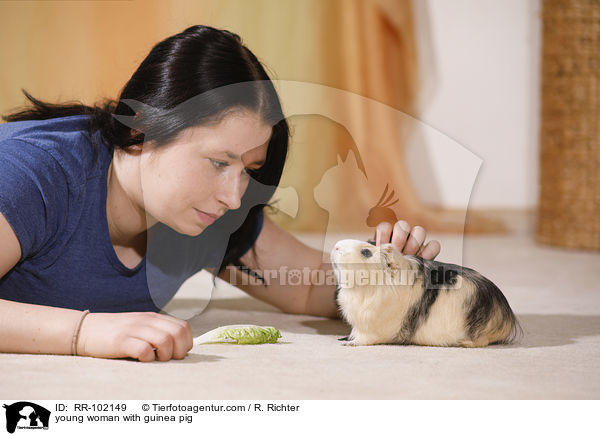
[374,220,441,260]
[77,312,193,362]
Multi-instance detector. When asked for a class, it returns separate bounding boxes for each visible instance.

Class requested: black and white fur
[331,239,522,347]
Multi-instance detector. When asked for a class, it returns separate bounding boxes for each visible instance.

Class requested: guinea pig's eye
[360,248,373,258]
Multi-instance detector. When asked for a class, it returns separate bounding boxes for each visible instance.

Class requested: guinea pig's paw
[457,337,489,348]
[341,340,360,347]
[337,336,351,341]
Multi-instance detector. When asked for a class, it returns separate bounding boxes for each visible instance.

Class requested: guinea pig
[331,239,522,347]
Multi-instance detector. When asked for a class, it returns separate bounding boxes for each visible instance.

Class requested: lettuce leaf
[193,325,282,345]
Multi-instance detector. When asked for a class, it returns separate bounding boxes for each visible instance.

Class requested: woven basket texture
[537,0,600,250]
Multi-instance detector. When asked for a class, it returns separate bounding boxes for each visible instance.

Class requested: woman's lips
[194,209,218,225]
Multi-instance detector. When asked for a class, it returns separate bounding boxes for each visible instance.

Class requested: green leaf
[193,325,282,345]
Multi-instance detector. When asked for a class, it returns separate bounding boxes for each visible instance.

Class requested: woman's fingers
[417,240,441,260]
[120,336,157,362]
[117,313,193,362]
[168,315,194,357]
[402,225,426,255]
[157,316,194,359]
[131,315,193,361]
[129,326,174,361]
[376,220,441,259]
[375,221,393,245]
[390,221,412,251]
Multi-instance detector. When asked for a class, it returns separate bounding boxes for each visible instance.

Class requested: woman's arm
[218,214,337,317]
[0,210,85,355]
[0,211,192,361]
[0,299,92,355]
[218,215,441,318]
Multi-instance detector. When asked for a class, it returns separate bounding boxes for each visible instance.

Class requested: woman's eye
[210,159,260,177]
[210,159,228,169]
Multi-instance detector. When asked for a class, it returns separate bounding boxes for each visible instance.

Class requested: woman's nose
[218,189,241,210]
[216,177,243,210]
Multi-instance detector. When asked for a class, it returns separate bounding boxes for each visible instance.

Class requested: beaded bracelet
[71,309,90,356]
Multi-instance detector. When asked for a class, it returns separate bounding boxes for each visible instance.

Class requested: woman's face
[138,110,272,236]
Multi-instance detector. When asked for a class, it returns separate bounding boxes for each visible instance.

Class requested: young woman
[0,25,440,362]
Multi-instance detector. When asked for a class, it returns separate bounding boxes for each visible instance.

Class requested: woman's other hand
[77,312,193,362]
[375,220,441,260]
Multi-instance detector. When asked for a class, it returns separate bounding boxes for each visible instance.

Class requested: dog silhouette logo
[3,402,50,433]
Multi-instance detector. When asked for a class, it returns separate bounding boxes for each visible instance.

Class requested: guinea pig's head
[331,239,414,290]
[331,239,384,269]
[332,238,407,264]
[331,239,404,282]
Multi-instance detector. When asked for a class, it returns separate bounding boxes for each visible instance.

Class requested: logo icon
[3,402,50,434]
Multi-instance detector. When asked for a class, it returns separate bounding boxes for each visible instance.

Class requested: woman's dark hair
[2,24,289,276]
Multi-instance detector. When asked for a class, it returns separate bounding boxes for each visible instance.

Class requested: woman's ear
[127,136,144,152]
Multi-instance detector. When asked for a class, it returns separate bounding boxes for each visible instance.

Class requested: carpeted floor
[2,221,599,399]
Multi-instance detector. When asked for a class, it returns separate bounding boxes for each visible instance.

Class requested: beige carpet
[2,223,599,399]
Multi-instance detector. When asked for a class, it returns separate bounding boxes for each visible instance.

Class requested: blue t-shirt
[0,115,263,312]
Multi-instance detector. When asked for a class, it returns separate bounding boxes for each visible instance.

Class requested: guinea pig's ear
[380,245,401,271]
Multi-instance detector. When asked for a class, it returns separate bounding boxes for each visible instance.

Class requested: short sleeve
[0,139,69,261]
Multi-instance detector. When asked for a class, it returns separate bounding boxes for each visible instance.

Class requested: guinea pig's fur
[331,239,522,347]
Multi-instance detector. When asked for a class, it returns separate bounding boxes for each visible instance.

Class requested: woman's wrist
[72,309,90,356]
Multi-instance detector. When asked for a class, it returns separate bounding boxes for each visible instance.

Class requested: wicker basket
[537,0,600,250]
